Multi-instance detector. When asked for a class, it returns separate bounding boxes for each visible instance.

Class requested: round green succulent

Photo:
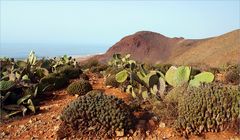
[105,75,120,88]
[175,83,240,135]
[67,80,92,95]
[59,91,135,138]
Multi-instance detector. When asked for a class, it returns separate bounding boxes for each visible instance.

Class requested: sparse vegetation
[1,51,239,139]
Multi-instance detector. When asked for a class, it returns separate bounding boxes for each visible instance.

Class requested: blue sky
[1,0,239,46]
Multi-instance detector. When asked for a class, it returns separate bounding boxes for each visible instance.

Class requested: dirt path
[0,73,239,140]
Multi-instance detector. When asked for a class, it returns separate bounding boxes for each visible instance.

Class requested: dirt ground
[0,73,239,140]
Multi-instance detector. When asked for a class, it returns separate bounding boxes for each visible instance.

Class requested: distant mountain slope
[95,29,240,67]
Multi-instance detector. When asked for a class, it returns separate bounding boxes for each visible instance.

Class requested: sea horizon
[0,43,109,59]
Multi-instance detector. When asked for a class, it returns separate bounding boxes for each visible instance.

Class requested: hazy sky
[1,0,239,46]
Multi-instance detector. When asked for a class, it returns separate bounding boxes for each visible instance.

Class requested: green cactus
[59,91,135,138]
[0,81,15,91]
[67,80,92,96]
[165,66,191,87]
[28,51,37,66]
[165,66,178,87]
[175,83,240,135]
[189,72,215,87]
[115,70,129,83]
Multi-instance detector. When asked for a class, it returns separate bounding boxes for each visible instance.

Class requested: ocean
[0,43,109,59]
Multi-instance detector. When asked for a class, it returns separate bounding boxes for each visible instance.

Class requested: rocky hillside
[94,29,240,67]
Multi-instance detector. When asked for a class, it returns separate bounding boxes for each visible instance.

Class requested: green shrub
[81,59,99,69]
[90,64,108,73]
[59,91,135,138]
[57,65,82,79]
[67,80,92,96]
[105,75,120,88]
[39,73,68,91]
[79,73,89,80]
[174,83,240,135]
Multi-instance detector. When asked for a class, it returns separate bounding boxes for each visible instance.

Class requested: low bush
[39,73,68,91]
[81,59,99,69]
[90,64,108,73]
[79,73,89,80]
[67,80,92,96]
[224,64,240,85]
[57,65,82,79]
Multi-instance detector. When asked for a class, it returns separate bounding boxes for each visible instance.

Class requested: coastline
[73,53,103,62]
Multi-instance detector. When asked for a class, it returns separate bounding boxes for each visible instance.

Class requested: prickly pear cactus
[189,72,214,87]
[28,51,37,65]
[0,81,15,91]
[165,66,190,87]
[175,83,240,135]
[115,70,129,83]
[165,66,177,87]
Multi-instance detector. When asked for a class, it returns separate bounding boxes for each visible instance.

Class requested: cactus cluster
[165,66,214,88]
[67,80,92,96]
[60,91,134,138]
[175,83,240,135]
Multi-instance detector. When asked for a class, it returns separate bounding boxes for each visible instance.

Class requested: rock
[159,122,166,128]
[1,132,6,137]
[7,125,12,128]
[133,129,141,137]
[56,115,61,120]
[146,130,150,136]
[54,125,59,131]
[115,129,124,137]
[39,130,44,135]
[106,85,112,88]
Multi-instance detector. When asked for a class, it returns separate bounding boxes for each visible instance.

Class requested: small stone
[29,119,33,124]
[133,129,141,136]
[1,132,6,137]
[54,125,59,131]
[115,129,124,137]
[159,122,166,128]
[146,130,150,136]
[7,125,12,128]
[56,115,61,120]
[106,85,112,88]
[51,115,55,119]
[39,131,44,135]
